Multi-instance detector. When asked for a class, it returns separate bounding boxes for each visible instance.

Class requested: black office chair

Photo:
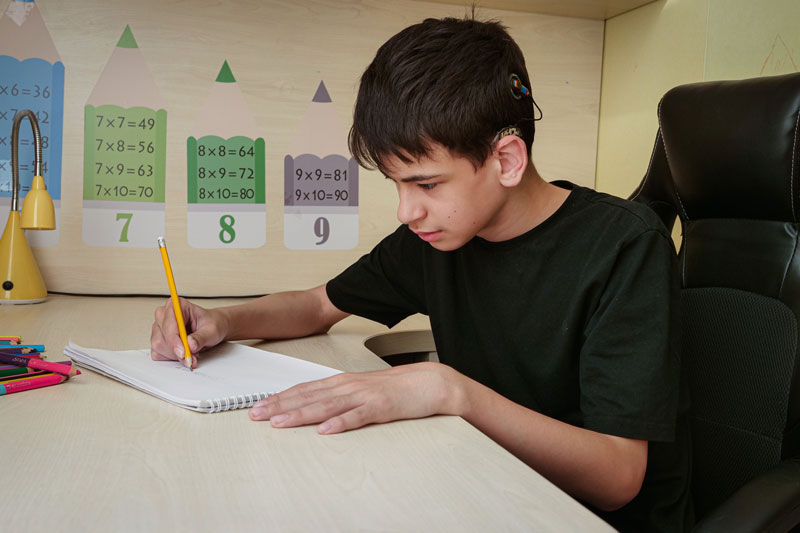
[630,72,800,532]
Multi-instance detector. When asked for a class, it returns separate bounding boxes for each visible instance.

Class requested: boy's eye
[419,183,437,191]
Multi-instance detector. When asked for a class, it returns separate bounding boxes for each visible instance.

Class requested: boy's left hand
[248,362,465,433]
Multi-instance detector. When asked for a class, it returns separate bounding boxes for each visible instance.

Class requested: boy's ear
[493,135,528,187]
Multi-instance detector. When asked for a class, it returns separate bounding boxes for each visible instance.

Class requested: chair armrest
[693,458,800,533]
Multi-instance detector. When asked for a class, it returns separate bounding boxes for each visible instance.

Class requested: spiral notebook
[64,341,341,413]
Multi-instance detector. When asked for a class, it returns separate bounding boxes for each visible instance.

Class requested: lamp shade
[20,176,55,230]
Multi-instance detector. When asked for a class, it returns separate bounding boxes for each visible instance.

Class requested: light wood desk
[0,295,612,532]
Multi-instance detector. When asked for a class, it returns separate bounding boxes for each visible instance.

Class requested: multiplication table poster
[83,25,166,247]
[284,81,358,250]
[187,61,265,248]
[0,0,64,246]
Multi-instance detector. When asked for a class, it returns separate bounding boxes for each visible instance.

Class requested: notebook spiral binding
[209,392,272,412]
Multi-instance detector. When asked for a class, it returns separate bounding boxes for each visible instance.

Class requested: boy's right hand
[150,298,227,368]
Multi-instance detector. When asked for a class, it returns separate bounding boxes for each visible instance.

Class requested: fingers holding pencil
[150,297,227,369]
[157,237,194,371]
[152,297,197,369]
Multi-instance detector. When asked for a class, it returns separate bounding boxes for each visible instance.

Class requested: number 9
[314,217,330,245]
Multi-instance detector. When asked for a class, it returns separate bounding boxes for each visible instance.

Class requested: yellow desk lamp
[0,110,55,304]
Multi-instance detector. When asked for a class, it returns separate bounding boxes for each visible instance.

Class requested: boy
[151,17,691,531]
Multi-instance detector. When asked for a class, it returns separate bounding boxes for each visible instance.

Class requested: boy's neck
[480,165,571,242]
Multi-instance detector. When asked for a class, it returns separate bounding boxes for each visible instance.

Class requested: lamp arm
[10,110,42,212]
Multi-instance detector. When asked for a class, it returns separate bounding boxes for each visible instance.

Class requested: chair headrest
[649,73,800,222]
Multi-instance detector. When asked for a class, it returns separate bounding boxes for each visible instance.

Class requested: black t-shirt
[327,182,692,531]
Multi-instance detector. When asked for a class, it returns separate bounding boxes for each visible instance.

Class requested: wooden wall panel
[2,0,602,296]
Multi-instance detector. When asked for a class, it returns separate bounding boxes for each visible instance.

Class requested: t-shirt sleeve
[326,225,428,327]
[579,228,681,442]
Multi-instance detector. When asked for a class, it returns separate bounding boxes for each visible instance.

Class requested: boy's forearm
[216,284,349,341]
[452,371,647,511]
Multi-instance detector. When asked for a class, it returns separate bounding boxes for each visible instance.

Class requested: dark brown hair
[349,16,536,173]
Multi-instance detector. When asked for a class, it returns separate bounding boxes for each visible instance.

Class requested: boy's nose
[396,190,424,225]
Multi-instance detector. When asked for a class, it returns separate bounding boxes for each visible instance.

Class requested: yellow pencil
[157,237,192,371]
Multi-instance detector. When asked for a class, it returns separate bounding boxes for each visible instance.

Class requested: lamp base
[0,296,47,305]
[0,210,48,304]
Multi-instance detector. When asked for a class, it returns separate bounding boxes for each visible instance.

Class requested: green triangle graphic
[216,60,236,83]
[117,25,139,49]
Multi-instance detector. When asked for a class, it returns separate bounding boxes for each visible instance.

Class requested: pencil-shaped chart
[284,81,358,249]
[82,25,166,247]
[187,61,265,248]
[0,0,64,247]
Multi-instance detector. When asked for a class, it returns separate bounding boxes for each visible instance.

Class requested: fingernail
[174,346,184,358]
[251,407,263,418]
[271,414,289,425]
[318,421,332,434]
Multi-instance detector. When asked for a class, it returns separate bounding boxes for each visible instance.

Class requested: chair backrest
[630,72,800,520]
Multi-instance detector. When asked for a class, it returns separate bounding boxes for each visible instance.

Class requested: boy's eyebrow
[384,173,440,183]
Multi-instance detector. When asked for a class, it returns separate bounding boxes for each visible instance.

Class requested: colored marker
[3,344,44,352]
[0,367,47,380]
[0,350,79,377]
[0,355,68,377]
[0,372,66,395]
[157,236,192,370]
[0,345,42,355]
[0,346,42,356]
[0,364,35,377]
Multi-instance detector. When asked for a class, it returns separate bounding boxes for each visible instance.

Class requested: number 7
[116,213,133,242]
